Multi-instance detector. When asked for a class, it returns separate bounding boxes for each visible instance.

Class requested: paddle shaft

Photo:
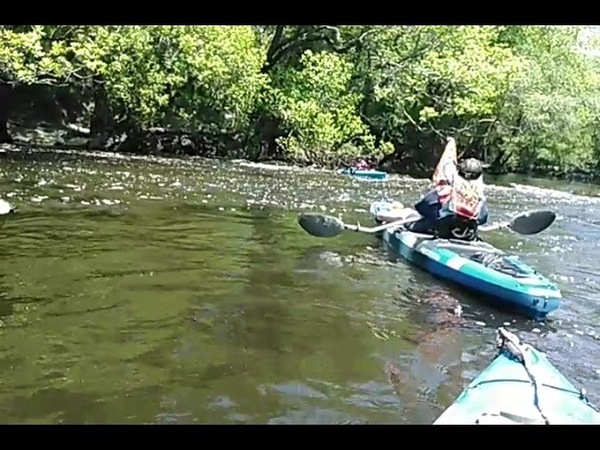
[479,222,509,232]
[298,207,553,240]
[344,213,542,236]
[344,214,422,234]
[349,217,505,235]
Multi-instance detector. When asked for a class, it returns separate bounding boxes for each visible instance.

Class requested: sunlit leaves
[268,50,372,160]
[69,26,268,129]
[359,26,523,135]
[1,25,600,172]
[0,27,73,83]
[496,26,600,171]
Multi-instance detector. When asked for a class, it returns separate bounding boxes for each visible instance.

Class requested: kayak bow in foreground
[434,327,600,424]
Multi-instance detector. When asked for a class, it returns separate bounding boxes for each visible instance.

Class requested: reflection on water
[0,148,599,423]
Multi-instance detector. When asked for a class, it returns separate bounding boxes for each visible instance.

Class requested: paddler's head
[457,158,483,181]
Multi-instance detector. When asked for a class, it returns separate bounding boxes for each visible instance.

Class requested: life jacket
[436,174,484,222]
[434,214,479,241]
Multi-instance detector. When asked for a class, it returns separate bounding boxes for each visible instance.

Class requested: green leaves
[355,26,524,140]
[1,25,599,173]
[0,27,72,84]
[267,50,375,162]
[494,26,600,171]
[2,26,268,131]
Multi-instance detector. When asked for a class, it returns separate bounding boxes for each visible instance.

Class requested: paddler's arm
[441,137,458,182]
[434,137,459,185]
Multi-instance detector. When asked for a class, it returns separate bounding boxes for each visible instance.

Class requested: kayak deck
[435,328,600,424]
[370,200,561,319]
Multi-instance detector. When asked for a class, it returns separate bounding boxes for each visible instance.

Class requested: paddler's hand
[444,137,456,153]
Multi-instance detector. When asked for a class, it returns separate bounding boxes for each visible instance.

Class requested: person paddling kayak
[406,137,489,241]
[353,158,371,170]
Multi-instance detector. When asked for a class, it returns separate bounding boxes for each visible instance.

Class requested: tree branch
[264,25,286,70]
[319,25,377,53]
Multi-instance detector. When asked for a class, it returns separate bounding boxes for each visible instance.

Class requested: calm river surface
[0,147,599,424]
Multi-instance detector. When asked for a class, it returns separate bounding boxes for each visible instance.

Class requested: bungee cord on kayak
[495,328,550,425]
[434,328,600,425]
[298,135,563,320]
[298,194,561,320]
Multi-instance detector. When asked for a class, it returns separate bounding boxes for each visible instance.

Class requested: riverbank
[3,122,600,187]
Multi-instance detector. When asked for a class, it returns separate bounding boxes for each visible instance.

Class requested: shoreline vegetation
[2,26,600,184]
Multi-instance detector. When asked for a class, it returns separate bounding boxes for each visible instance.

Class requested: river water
[0,147,599,424]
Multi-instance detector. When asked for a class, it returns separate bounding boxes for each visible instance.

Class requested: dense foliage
[1,25,600,175]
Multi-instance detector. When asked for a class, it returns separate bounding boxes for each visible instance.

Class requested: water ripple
[0,147,599,423]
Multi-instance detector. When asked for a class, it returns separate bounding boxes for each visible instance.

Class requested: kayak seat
[469,252,523,277]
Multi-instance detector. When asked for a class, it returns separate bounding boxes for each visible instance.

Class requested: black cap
[458,158,483,180]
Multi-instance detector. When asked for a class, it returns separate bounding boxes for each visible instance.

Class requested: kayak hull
[337,168,388,180]
[370,200,561,320]
[435,328,600,424]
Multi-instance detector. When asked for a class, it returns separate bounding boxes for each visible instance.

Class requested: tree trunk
[0,84,13,144]
[88,81,113,149]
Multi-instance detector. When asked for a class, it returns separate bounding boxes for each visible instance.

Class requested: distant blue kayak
[435,327,600,424]
[369,199,561,320]
[337,168,388,180]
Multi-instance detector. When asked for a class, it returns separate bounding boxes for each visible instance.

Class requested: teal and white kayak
[337,167,388,181]
[435,327,600,424]
[369,199,561,320]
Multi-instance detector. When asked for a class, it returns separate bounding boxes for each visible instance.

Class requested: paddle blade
[298,213,345,238]
[510,210,556,235]
[0,199,14,215]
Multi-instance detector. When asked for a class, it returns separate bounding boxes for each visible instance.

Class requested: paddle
[0,199,16,228]
[297,209,556,239]
[478,210,556,235]
[0,199,15,215]
[297,212,422,238]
